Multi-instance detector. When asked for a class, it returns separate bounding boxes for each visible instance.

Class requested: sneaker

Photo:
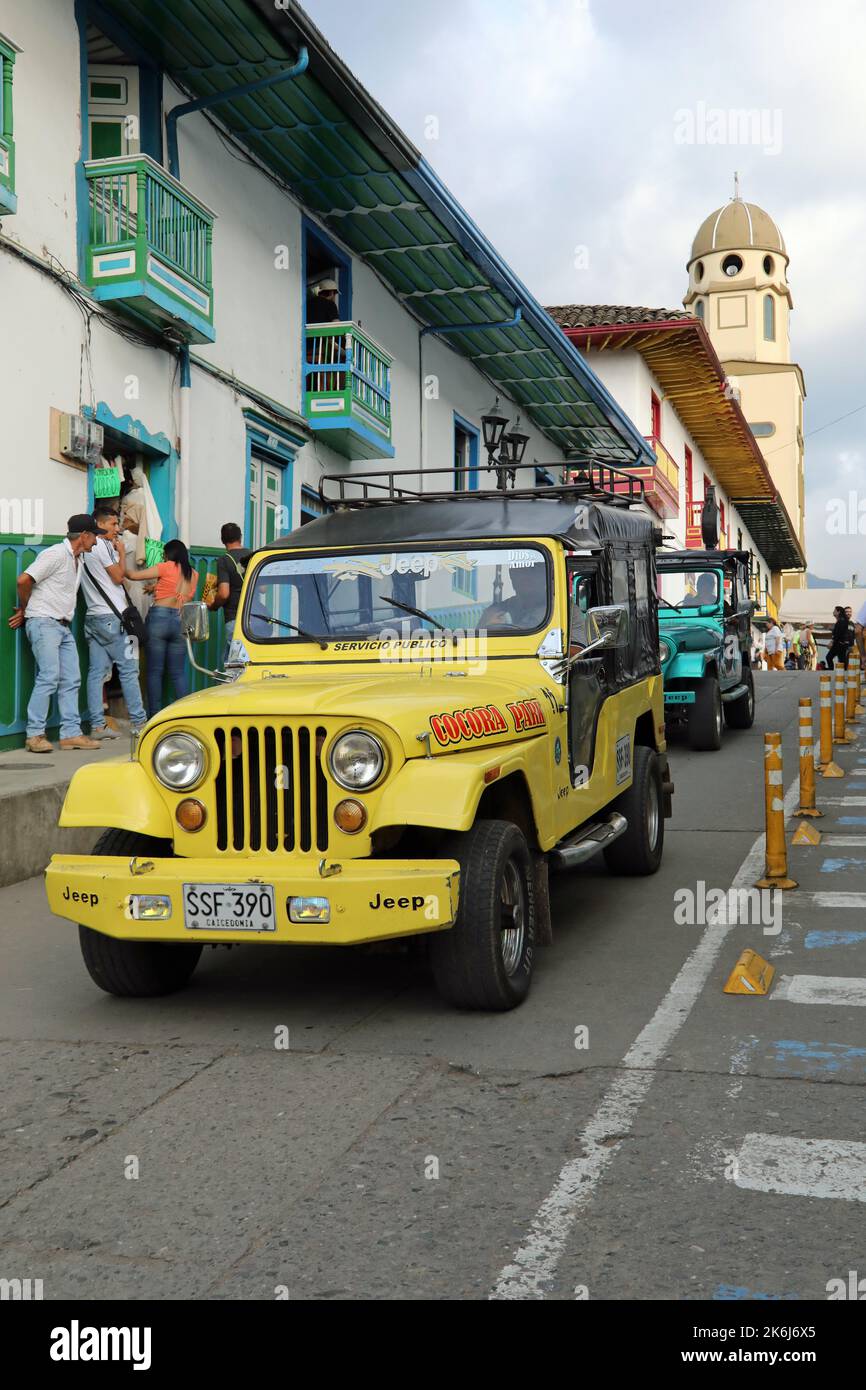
[25,735,54,753]
[90,725,120,740]
[59,735,102,750]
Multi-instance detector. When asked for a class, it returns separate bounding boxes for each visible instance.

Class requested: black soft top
[657,547,750,573]
[264,496,657,554]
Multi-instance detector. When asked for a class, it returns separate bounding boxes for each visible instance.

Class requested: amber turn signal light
[334,798,367,833]
[176,798,207,832]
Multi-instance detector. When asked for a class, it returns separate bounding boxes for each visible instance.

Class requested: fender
[666,650,713,682]
[373,746,535,837]
[58,761,174,837]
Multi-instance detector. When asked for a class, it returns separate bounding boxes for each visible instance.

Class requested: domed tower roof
[689,200,786,263]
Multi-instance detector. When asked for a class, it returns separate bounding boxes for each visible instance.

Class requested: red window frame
[684,446,693,506]
[650,392,661,440]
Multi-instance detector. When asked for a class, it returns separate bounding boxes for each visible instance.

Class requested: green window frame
[0,32,20,215]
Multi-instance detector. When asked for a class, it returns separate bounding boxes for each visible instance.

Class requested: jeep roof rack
[319,460,645,510]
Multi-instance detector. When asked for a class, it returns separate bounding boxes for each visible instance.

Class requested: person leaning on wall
[8,515,102,753]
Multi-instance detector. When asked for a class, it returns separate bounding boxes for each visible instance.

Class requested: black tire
[724,664,755,729]
[603,745,664,876]
[78,829,202,997]
[688,675,723,751]
[429,819,536,1011]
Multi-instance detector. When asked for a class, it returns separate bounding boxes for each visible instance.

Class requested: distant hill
[807,572,843,589]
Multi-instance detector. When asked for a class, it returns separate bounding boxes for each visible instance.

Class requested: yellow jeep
[46,464,673,1011]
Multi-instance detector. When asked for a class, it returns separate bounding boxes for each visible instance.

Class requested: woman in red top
[125,539,199,716]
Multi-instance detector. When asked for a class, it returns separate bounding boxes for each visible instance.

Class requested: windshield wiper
[258,615,328,650]
[382,595,453,638]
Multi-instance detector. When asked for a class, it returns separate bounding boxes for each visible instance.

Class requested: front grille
[213,724,329,853]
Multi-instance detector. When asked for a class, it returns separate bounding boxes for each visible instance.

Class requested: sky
[305,0,866,583]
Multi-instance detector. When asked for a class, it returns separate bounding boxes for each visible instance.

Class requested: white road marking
[808,891,866,908]
[772,974,866,1006]
[490,760,803,1300]
[818,797,866,806]
[822,836,866,846]
[733,1133,866,1202]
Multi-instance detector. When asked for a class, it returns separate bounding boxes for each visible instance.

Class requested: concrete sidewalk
[0,730,131,887]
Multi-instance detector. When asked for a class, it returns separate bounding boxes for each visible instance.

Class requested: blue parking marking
[805,928,866,949]
[838,817,866,825]
[714,1285,799,1301]
[821,857,866,872]
[769,1038,866,1076]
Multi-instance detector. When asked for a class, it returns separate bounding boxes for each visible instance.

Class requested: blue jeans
[223,617,235,664]
[25,617,82,739]
[145,606,189,716]
[84,612,147,729]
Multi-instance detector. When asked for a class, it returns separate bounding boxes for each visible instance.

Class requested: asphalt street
[1,669,864,1301]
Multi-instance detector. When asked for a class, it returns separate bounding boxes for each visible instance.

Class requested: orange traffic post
[847,654,862,722]
[856,650,865,715]
[756,732,797,890]
[833,667,854,744]
[794,698,822,818]
[819,672,844,777]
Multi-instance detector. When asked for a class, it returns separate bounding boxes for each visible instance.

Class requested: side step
[721,683,747,703]
[550,812,627,871]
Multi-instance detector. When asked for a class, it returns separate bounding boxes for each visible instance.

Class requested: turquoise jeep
[656,549,755,751]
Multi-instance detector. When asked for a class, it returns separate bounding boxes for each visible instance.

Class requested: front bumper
[46,855,460,946]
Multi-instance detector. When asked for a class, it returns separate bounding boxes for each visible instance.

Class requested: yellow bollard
[833,667,855,744]
[856,651,865,715]
[755,732,798,889]
[794,698,823,817]
[847,655,862,722]
[820,670,844,777]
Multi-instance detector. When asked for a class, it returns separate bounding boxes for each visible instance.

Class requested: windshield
[244,545,551,642]
[658,569,721,611]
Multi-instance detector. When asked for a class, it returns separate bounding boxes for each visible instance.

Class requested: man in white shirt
[8,514,101,753]
[80,504,147,738]
[764,621,785,671]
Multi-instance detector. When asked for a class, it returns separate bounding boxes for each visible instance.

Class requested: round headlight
[328,730,385,790]
[659,639,673,665]
[153,733,207,790]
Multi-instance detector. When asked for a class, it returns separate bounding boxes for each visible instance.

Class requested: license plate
[183,883,276,932]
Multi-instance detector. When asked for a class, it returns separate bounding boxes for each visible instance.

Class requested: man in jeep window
[480,560,547,629]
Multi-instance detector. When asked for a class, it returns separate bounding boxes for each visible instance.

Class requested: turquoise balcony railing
[304,322,394,460]
[84,154,215,343]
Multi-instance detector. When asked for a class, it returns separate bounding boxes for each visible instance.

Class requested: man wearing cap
[8,514,102,753]
[305,277,341,324]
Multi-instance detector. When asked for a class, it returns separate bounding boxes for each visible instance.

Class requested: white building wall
[0,3,564,550]
[580,347,774,595]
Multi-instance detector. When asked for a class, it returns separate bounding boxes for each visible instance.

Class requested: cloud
[306,0,866,578]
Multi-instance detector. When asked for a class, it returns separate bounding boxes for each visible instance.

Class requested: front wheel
[429,819,536,1011]
[688,675,723,751]
[603,745,664,876]
[78,829,202,997]
[724,665,755,729]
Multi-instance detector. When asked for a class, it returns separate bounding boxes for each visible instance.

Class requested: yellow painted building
[683,195,806,598]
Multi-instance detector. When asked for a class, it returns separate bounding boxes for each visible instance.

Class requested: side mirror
[181,601,209,643]
[586,604,630,650]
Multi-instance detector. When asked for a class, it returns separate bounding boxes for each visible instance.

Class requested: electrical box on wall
[58,414,104,467]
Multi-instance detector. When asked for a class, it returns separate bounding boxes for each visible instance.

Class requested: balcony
[0,129,14,214]
[610,436,679,517]
[304,323,394,460]
[84,154,215,344]
[750,574,779,622]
